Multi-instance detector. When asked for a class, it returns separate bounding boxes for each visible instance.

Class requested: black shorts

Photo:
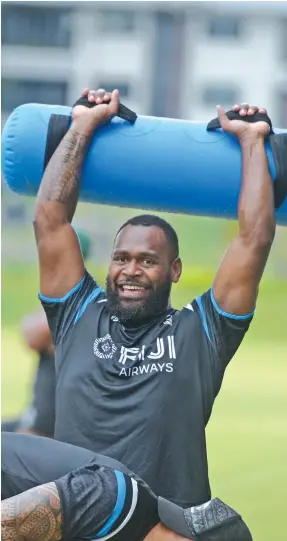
[2,434,252,541]
[1,433,159,541]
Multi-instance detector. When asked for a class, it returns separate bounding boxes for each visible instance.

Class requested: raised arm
[1,483,62,541]
[212,103,276,315]
[34,88,119,299]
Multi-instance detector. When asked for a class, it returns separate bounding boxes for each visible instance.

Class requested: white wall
[182,14,286,122]
[2,2,287,123]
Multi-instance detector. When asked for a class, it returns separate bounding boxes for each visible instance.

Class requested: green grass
[208,341,287,540]
[2,263,287,541]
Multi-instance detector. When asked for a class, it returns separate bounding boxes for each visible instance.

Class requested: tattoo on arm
[1,482,62,541]
[37,130,91,222]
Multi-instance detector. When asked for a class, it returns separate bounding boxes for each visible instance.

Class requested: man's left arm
[212,102,276,317]
[191,104,276,392]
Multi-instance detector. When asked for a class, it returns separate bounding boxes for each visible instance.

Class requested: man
[1,432,252,541]
[34,88,275,507]
[1,230,91,437]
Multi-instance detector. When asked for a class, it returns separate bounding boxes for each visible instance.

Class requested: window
[1,4,71,47]
[98,10,135,33]
[1,79,68,112]
[96,82,131,99]
[208,17,241,39]
[201,86,238,108]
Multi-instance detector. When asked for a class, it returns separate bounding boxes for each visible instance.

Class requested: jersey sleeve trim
[96,470,126,538]
[74,286,104,324]
[210,288,255,320]
[195,296,211,342]
[38,275,86,303]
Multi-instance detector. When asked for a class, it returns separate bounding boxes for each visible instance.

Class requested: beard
[105,275,172,325]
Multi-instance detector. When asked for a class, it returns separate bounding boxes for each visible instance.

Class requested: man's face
[106,225,182,324]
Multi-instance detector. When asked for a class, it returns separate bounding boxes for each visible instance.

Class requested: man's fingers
[232,103,267,117]
[88,90,97,103]
[109,89,120,115]
[247,106,258,116]
[239,102,249,116]
[216,105,230,129]
[77,87,119,117]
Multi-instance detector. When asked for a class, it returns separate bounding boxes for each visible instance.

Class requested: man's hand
[212,101,275,316]
[72,88,120,134]
[216,102,270,142]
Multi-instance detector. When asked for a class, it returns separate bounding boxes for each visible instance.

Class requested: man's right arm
[34,126,88,299]
[1,483,62,541]
[34,88,120,300]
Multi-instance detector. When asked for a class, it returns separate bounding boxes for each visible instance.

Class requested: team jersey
[40,271,253,507]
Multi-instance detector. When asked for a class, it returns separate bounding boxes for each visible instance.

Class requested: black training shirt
[40,271,253,507]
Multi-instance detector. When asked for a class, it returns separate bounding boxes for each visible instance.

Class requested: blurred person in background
[33,87,276,508]
[1,229,91,438]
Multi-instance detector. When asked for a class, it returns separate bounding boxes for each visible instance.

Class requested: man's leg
[1,446,158,541]
[1,432,95,499]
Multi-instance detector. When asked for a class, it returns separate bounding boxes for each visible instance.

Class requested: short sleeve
[39,271,105,346]
[191,288,254,393]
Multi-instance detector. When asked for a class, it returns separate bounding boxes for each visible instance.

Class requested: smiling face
[106,224,182,324]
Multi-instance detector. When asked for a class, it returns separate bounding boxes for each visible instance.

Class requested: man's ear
[171,258,182,284]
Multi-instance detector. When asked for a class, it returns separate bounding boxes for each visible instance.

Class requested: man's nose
[122,259,141,277]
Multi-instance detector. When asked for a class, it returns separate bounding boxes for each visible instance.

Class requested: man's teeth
[122,285,145,290]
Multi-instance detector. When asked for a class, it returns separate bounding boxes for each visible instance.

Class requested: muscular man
[1,432,252,541]
[34,88,275,506]
[1,230,91,437]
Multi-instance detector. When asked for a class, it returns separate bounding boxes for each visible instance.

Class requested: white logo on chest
[118,336,176,364]
[93,334,117,359]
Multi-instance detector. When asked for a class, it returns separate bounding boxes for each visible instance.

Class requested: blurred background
[1,1,287,540]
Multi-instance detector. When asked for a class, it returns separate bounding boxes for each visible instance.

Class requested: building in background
[2,0,287,123]
[1,0,287,266]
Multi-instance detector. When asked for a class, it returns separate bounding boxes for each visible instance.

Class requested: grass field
[2,263,287,541]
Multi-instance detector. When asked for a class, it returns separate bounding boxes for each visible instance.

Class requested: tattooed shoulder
[1,482,62,541]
